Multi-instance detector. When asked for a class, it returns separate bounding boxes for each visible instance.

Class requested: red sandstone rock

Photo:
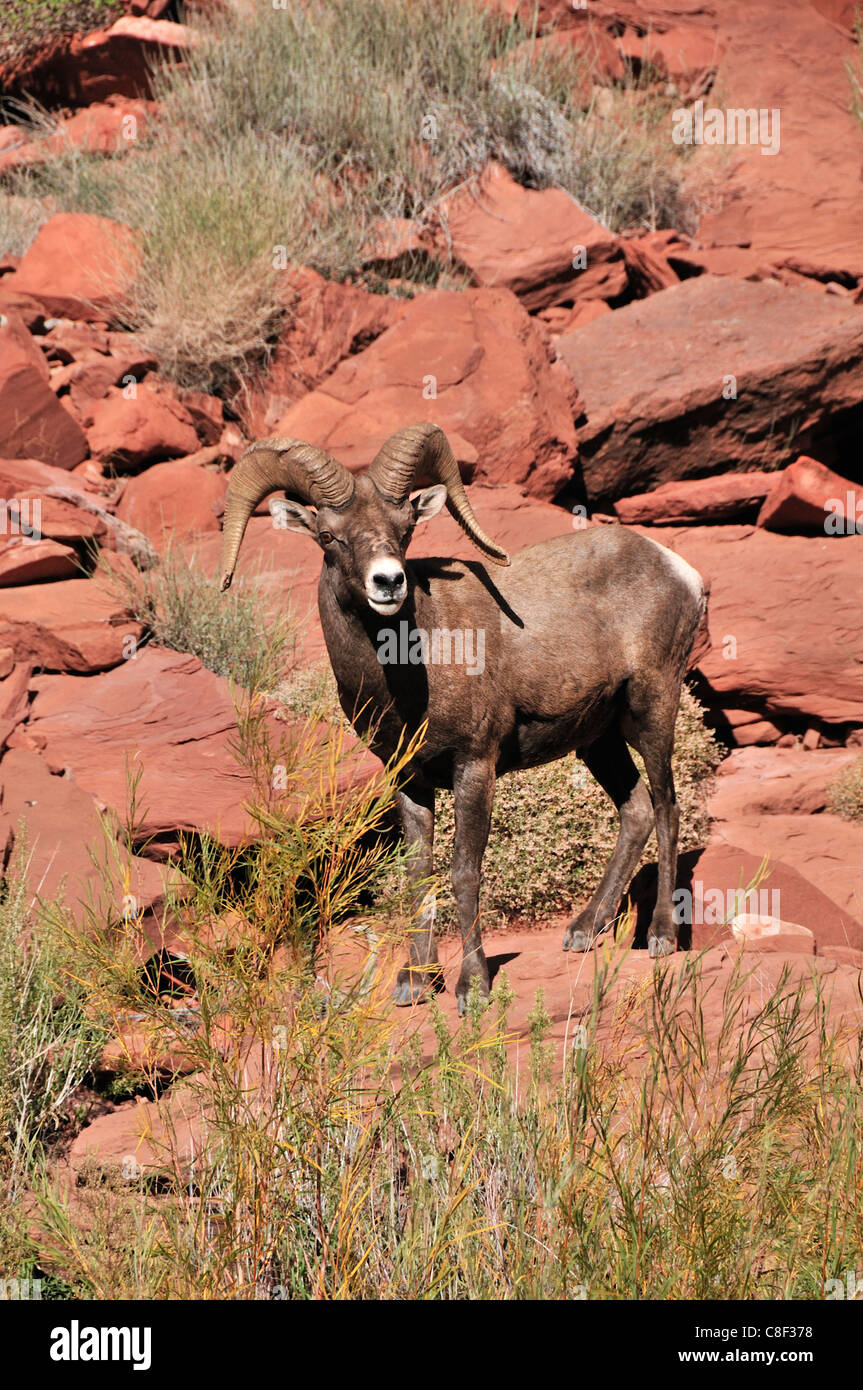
[0,661,32,747]
[0,537,79,586]
[638,525,863,727]
[0,312,89,469]
[115,458,227,545]
[0,572,142,672]
[246,267,407,435]
[437,163,626,311]
[274,286,579,500]
[617,25,725,99]
[6,213,141,322]
[559,278,863,501]
[756,455,862,534]
[0,98,157,174]
[615,472,777,525]
[86,382,200,470]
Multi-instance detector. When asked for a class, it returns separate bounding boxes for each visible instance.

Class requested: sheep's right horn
[220,436,354,590]
[369,423,510,566]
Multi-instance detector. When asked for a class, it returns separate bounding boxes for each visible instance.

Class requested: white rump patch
[648,537,704,603]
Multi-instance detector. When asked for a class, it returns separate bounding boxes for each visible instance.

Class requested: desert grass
[0,838,105,1206]
[28,896,863,1300]
[5,0,707,391]
[97,545,295,693]
[1,649,856,1300]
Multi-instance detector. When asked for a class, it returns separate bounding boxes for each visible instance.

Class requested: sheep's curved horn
[368,423,510,566]
[220,436,355,590]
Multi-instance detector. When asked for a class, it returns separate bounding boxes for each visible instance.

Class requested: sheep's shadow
[487,951,520,985]
[626,848,708,952]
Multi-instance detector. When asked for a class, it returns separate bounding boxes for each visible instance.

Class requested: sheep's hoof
[563,916,612,952]
[562,928,594,953]
[456,979,490,1017]
[648,935,675,959]
[392,966,442,1007]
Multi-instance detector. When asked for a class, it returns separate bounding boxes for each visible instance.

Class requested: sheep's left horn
[220,436,354,590]
[368,423,510,566]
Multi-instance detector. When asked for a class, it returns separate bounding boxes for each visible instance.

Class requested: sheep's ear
[269,497,317,536]
[411,485,447,525]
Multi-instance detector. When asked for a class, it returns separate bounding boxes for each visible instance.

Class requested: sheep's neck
[318,568,431,758]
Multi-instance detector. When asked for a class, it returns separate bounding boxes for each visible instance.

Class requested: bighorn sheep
[221,424,707,1013]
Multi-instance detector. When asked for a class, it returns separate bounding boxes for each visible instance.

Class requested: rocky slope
[1,0,862,1161]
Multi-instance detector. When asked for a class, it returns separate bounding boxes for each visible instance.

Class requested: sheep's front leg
[392,782,442,1006]
[452,758,496,1016]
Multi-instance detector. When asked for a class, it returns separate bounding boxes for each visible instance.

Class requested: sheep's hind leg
[563,728,655,953]
[627,681,682,959]
[451,758,496,1016]
[393,783,443,1006]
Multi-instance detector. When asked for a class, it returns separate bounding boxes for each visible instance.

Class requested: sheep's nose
[372,568,405,592]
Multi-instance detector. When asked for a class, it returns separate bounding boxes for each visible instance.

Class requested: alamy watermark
[672,99,780,156]
[0,497,42,543]
[673,884,781,927]
[376,621,485,676]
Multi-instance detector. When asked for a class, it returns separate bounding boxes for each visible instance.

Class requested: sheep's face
[270,473,447,617]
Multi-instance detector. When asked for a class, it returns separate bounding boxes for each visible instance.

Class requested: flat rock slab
[26,645,378,853]
[26,646,251,850]
[438,162,625,311]
[636,525,863,726]
[558,277,863,501]
[710,745,860,820]
[0,572,142,672]
[0,745,182,935]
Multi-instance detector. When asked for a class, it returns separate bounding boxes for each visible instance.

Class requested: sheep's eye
[318,530,334,545]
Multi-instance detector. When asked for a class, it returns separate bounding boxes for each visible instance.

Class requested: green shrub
[1,0,121,66]
[828,753,863,822]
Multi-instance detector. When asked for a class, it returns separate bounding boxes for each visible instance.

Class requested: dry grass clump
[98,546,295,693]
[828,754,863,822]
[6,0,705,391]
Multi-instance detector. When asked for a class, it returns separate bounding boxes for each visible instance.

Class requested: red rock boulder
[615,472,776,525]
[86,382,200,470]
[437,163,626,312]
[0,570,142,673]
[559,277,863,502]
[273,286,579,500]
[0,311,89,469]
[756,455,862,534]
[639,524,863,728]
[0,98,157,174]
[115,458,228,545]
[0,538,79,586]
[6,213,141,322]
[246,267,407,435]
